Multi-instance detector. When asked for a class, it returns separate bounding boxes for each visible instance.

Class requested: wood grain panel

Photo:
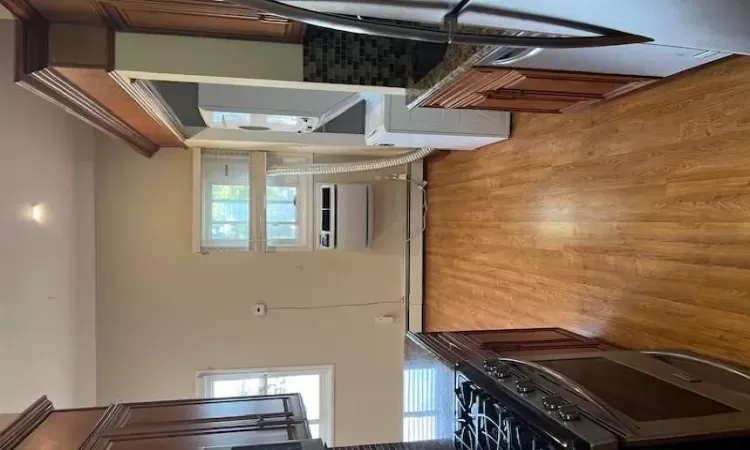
[16,409,106,450]
[16,0,305,43]
[56,67,182,148]
[422,67,656,113]
[22,0,104,23]
[424,56,750,367]
[99,0,305,42]
[109,396,301,432]
[0,397,53,449]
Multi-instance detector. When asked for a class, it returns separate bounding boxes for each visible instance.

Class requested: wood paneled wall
[425,56,750,367]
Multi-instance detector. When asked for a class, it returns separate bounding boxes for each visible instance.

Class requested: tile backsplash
[303,26,446,88]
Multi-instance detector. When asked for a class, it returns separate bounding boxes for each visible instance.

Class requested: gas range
[455,361,617,450]
[455,352,750,450]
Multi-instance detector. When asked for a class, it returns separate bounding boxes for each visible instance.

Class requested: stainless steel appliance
[456,350,750,449]
[258,0,750,55]
[235,0,652,48]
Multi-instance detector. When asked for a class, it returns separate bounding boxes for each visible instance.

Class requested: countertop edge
[406,45,497,110]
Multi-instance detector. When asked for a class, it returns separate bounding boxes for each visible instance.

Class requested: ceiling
[0,5,12,19]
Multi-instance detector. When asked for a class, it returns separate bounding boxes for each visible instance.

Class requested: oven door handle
[643,350,750,381]
[497,357,633,436]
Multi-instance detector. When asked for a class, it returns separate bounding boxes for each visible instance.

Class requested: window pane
[211,223,249,240]
[267,202,296,222]
[309,423,320,438]
[403,416,436,442]
[404,368,436,412]
[212,184,250,201]
[212,201,249,222]
[212,378,262,398]
[266,374,320,420]
[267,186,296,201]
[267,223,298,241]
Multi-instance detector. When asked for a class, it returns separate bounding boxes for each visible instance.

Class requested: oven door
[510,351,750,444]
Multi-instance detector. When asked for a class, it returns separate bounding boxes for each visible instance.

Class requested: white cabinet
[365,95,510,150]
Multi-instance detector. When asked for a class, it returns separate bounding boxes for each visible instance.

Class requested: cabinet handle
[488,47,544,65]
[483,90,524,99]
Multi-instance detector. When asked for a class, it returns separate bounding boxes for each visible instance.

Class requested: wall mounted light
[30,203,46,224]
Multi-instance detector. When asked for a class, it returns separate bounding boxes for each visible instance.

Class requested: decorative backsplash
[303,26,446,88]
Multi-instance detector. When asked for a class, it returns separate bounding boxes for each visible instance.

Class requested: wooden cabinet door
[79,395,311,450]
[103,395,309,435]
[28,0,306,43]
[422,67,657,113]
[461,328,610,354]
[88,424,310,450]
[96,0,306,43]
[464,328,592,345]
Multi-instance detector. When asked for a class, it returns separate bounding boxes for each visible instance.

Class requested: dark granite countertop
[405,44,496,109]
[404,333,457,441]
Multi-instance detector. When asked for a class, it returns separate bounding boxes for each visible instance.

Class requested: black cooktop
[454,362,750,450]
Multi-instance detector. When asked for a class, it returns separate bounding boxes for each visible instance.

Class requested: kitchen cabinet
[4,0,305,43]
[458,328,614,356]
[1,394,310,450]
[408,328,616,365]
[421,67,657,114]
[101,395,308,434]
[365,94,510,150]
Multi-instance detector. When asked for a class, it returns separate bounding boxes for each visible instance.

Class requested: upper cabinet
[421,67,657,114]
[104,395,309,434]
[13,0,306,43]
[2,395,311,450]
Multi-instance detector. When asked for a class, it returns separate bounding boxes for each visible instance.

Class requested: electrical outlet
[253,303,267,317]
[375,315,395,324]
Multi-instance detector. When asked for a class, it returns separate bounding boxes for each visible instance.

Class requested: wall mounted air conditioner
[316,183,373,251]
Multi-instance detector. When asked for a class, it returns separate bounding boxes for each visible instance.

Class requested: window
[403,366,438,441]
[198,366,334,446]
[209,184,251,245]
[194,149,312,253]
[267,186,299,242]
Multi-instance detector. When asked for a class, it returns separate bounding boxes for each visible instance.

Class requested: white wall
[116,32,304,85]
[0,414,17,432]
[0,19,97,412]
[95,141,406,445]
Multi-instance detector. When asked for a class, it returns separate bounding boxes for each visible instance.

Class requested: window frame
[203,182,252,250]
[192,148,313,253]
[266,175,313,252]
[196,365,334,446]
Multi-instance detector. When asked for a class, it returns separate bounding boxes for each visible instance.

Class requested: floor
[424,56,750,367]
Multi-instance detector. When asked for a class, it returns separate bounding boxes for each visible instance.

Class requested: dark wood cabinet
[422,67,658,113]
[92,428,306,450]
[409,328,616,365]
[96,0,306,43]
[7,0,306,43]
[1,394,311,450]
[14,407,107,450]
[459,328,613,356]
